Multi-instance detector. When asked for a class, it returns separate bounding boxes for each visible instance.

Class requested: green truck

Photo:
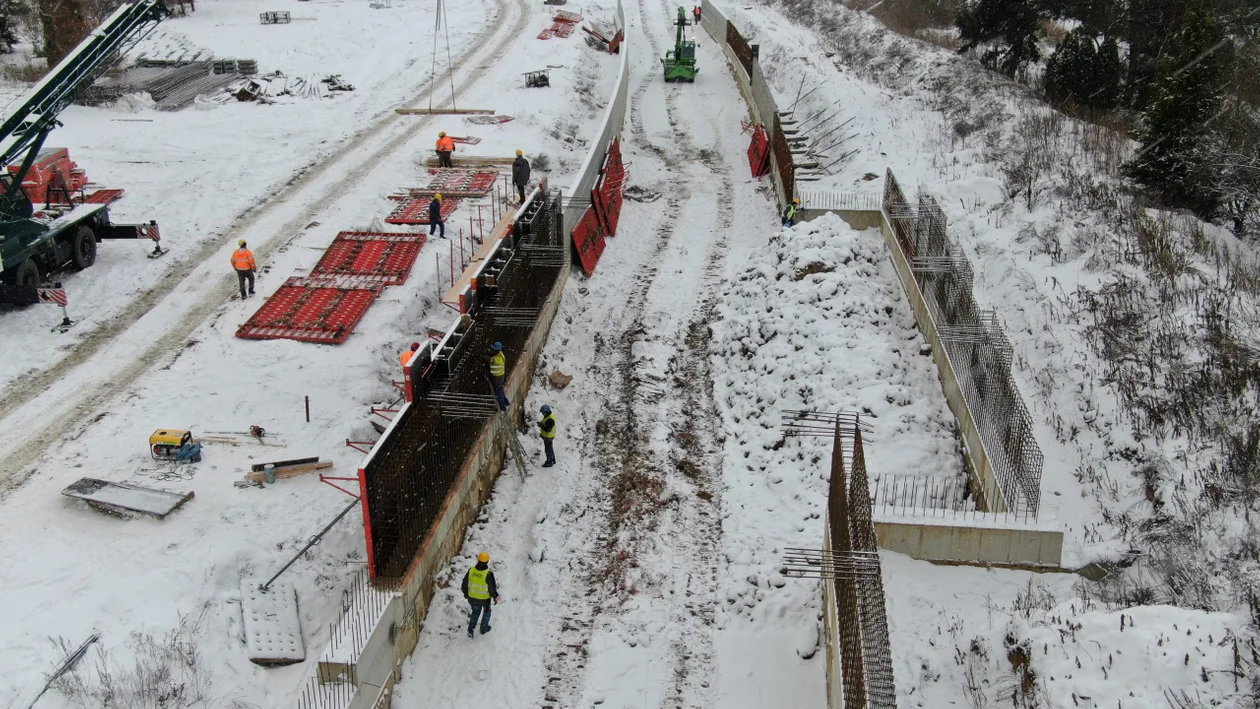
[0,1,168,305]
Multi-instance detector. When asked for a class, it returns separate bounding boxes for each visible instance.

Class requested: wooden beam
[244,460,333,483]
[395,108,497,115]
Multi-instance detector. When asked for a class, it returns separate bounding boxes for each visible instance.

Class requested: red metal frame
[748,125,771,178]
[235,275,386,344]
[357,466,376,578]
[310,231,426,285]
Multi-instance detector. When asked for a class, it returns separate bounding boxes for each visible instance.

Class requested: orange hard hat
[477,552,490,563]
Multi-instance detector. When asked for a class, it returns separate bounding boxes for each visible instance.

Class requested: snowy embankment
[708,213,962,700]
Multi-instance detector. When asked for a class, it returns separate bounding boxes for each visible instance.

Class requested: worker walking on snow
[782,197,800,227]
[232,239,257,299]
[486,342,509,411]
[538,404,557,467]
[512,149,531,204]
[693,5,701,23]
[436,131,456,168]
[429,193,446,239]
[461,552,500,638]
[400,341,421,369]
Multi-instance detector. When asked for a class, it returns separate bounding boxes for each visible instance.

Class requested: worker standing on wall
[429,193,446,239]
[512,149,531,204]
[436,131,456,168]
[461,552,500,638]
[232,239,257,299]
[400,341,421,369]
[487,341,509,411]
[782,197,800,227]
[538,404,557,467]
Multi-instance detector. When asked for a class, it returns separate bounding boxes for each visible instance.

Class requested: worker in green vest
[538,404,557,467]
[461,551,500,638]
[486,342,509,411]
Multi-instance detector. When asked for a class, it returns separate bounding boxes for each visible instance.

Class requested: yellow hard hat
[439,131,446,137]
[516,149,523,156]
[435,193,442,200]
[793,198,800,204]
[478,552,490,563]
[238,239,246,247]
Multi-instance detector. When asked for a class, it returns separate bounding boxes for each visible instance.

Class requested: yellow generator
[150,429,202,463]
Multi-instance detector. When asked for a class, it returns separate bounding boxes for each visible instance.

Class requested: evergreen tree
[955,0,1045,78]
[1045,28,1123,110]
[1125,9,1233,217]
[1094,35,1124,110]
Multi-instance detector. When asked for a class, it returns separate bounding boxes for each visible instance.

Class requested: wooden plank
[62,478,194,519]
[251,456,319,472]
[395,108,496,115]
[442,212,517,305]
[422,157,516,167]
[244,460,333,482]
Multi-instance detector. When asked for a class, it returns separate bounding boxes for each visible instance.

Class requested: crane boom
[0,1,167,218]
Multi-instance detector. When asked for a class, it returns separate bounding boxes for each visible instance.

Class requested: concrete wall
[821,523,845,709]
[798,208,883,231]
[874,520,1063,568]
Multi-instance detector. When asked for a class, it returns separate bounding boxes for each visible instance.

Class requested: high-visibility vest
[467,567,490,600]
[437,136,455,152]
[489,351,506,377]
[540,412,557,439]
[232,248,256,271]
[784,204,797,222]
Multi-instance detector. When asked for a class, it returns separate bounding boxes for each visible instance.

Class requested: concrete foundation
[874,519,1063,568]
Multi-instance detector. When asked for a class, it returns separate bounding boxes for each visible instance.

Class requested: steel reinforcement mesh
[882,170,1044,516]
[363,191,565,579]
[829,422,897,708]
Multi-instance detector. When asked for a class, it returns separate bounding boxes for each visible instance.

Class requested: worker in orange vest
[436,131,456,168]
[400,341,421,369]
[693,4,701,23]
[231,239,257,299]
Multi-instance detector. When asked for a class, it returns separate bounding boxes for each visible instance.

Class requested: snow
[0,0,623,704]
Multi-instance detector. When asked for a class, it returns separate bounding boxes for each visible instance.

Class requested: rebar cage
[883,170,1044,517]
[361,190,565,579]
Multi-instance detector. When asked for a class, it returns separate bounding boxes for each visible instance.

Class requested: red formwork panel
[385,197,462,225]
[235,275,385,344]
[424,170,498,193]
[84,188,125,204]
[571,206,606,277]
[748,125,771,178]
[311,231,426,285]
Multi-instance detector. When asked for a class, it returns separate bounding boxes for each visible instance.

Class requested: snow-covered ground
[0,0,624,704]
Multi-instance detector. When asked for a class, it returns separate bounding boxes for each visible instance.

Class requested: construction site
[0,0,1253,707]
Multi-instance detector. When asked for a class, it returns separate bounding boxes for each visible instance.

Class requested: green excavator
[661,6,697,82]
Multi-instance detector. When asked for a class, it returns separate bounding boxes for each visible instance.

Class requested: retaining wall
[874,519,1063,568]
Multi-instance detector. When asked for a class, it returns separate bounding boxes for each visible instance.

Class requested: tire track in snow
[0,0,532,493]
[537,0,731,704]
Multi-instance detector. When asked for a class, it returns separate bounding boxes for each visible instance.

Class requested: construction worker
[486,342,509,411]
[231,239,257,299]
[693,4,701,23]
[538,404,557,467]
[436,131,455,168]
[782,197,801,227]
[512,149,531,204]
[429,193,446,239]
[461,552,499,638]
[400,341,421,369]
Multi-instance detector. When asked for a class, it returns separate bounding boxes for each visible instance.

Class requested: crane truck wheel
[72,225,97,270]
[12,258,40,287]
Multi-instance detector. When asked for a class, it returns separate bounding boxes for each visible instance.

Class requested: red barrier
[747,125,770,178]
[571,207,606,277]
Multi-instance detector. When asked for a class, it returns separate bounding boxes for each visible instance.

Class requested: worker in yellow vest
[461,551,499,638]
[486,341,509,411]
[538,404,557,467]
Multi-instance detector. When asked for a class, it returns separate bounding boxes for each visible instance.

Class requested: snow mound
[710,213,963,624]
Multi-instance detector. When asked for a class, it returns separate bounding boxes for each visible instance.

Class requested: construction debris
[549,370,574,389]
[259,10,291,24]
[466,115,515,125]
[231,72,354,102]
[62,478,195,519]
[396,107,496,115]
[524,69,551,88]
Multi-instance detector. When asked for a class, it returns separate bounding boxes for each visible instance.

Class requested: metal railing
[798,190,881,212]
